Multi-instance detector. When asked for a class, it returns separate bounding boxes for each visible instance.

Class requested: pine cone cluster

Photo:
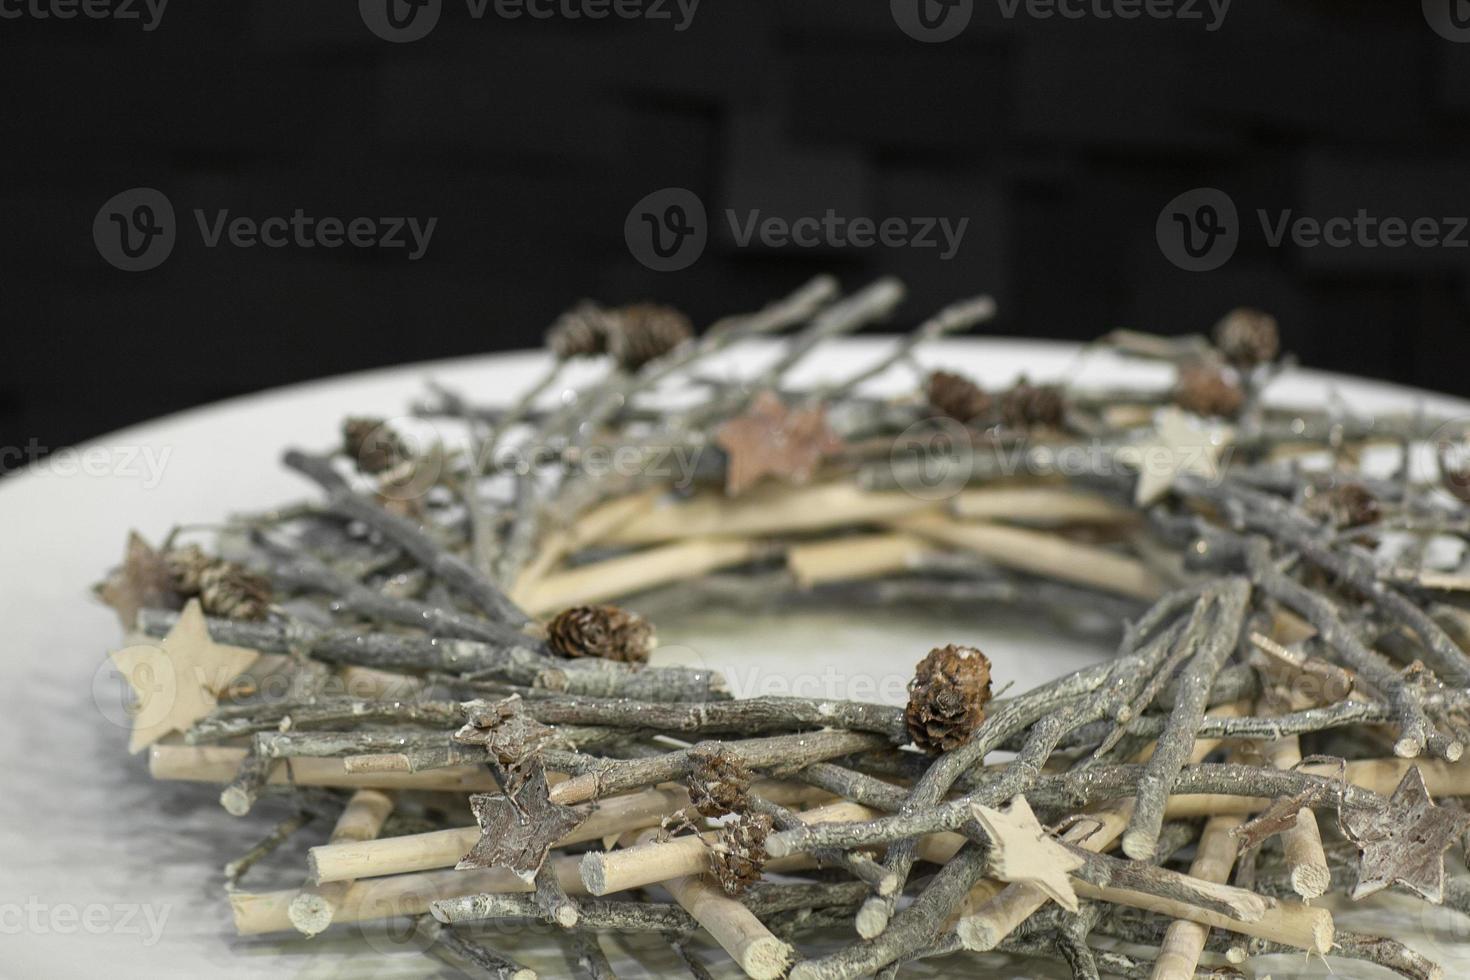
[607,303,693,372]
[342,417,408,475]
[905,644,993,754]
[1172,364,1245,418]
[687,747,753,818]
[545,605,656,663]
[164,545,272,620]
[999,379,1065,430]
[1305,482,1380,529]
[1212,308,1280,369]
[546,301,614,360]
[926,370,992,424]
[707,813,772,897]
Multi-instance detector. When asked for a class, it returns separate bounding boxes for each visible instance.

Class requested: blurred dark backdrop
[6,0,1470,467]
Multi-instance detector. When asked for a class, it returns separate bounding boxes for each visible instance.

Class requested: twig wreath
[98,274,1470,980]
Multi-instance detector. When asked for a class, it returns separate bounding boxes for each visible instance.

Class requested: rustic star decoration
[95,531,179,630]
[1341,766,1470,903]
[714,390,843,496]
[1131,406,1234,506]
[108,599,260,753]
[453,695,559,770]
[971,794,1085,912]
[457,764,589,882]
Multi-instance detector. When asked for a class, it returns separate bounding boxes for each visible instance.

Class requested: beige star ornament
[971,795,1084,912]
[1131,406,1234,506]
[109,599,259,753]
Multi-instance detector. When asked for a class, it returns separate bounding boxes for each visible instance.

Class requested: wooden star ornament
[1132,406,1234,505]
[1341,765,1470,903]
[95,531,179,630]
[108,599,260,753]
[715,391,843,496]
[971,794,1084,911]
[458,764,590,882]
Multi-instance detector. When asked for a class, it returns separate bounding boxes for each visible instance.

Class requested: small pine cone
[1305,482,1380,529]
[163,544,212,595]
[1172,364,1245,418]
[905,644,993,754]
[607,303,693,372]
[198,562,273,621]
[343,417,407,475]
[687,747,753,818]
[545,604,656,663]
[708,813,772,897]
[546,300,613,360]
[999,379,1066,430]
[1212,308,1280,369]
[926,370,992,424]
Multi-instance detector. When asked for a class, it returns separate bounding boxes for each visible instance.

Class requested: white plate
[2,338,1467,978]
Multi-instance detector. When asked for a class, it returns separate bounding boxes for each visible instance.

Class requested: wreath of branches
[101,275,1470,980]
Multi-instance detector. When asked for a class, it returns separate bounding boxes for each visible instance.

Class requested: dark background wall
[6,0,1470,468]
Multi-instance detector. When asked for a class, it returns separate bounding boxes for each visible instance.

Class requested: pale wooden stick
[950,487,1135,526]
[518,537,762,615]
[336,664,425,700]
[1069,879,1332,954]
[787,533,930,588]
[287,789,395,936]
[151,744,500,792]
[605,483,937,545]
[1151,814,1245,980]
[889,513,1165,600]
[1262,691,1330,900]
[663,866,795,980]
[581,801,875,895]
[512,488,663,602]
[957,704,1245,951]
[309,780,829,883]
[229,854,586,936]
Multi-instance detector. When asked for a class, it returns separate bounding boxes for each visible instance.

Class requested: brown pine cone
[198,562,273,621]
[607,303,693,372]
[707,813,772,897]
[546,300,614,360]
[1212,308,1280,369]
[1172,364,1245,418]
[1305,483,1380,529]
[926,370,992,424]
[343,417,407,475]
[905,644,993,754]
[999,379,1065,430]
[163,544,212,595]
[687,747,753,818]
[545,605,656,663]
